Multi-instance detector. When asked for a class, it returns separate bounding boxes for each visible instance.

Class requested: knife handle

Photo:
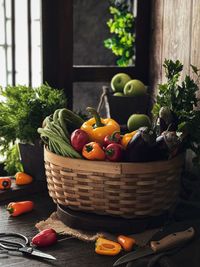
[150,227,195,253]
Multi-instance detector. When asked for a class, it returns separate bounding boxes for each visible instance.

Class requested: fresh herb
[152,59,200,167]
[104,0,135,66]
[0,83,67,174]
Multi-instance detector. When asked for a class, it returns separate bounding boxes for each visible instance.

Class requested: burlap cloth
[35,212,104,242]
[35,211,159,246]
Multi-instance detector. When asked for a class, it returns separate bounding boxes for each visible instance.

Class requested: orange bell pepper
[121,130,137,148]
[95,237,122,256]
[81,107,120,145]
[7,201,34,216]
[0,177,11,190]
[15,172,33,185]
[117,235,136,252]
[82,142,105,160]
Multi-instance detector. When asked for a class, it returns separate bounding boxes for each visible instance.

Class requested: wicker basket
[44,147,185,218]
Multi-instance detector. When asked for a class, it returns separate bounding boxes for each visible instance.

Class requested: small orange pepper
[117,235,136,252]
[95,237,122,256]
[15,172,33,185]
[7,201,34,217]
[121,131,137,148]
[82,142,105,160]
[0,177,11,190]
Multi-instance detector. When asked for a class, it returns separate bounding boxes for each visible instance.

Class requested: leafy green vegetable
[104,0,135,66]
[152,59,200,167]
[0,83,67,174]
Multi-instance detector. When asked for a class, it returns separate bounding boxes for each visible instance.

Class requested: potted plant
[0,83,67,179]
[104,0,135,66]
[152,59,200,172]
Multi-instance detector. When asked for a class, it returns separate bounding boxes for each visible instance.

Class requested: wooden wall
[150,0,200,94]
[149,0,200,172]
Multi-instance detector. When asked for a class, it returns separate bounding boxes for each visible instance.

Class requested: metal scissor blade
[19,247,56,260]
[31,249,57,260]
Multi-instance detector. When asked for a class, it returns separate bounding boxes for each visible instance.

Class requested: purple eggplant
[125,127,161,162]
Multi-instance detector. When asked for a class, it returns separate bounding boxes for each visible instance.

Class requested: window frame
[42,0,151,109]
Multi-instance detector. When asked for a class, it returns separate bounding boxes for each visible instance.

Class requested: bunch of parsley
[152,59,200,167]
[0,83,67,174]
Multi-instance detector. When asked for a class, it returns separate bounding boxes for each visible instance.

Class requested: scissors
[0,232,56,260]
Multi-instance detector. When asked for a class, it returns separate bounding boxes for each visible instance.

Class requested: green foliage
[104,0,135,66]
[152,59,200,167]
[0,83,67,173]
[4,144,24,175]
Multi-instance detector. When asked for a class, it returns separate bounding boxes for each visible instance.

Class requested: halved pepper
[95,237,122,256]
[81,107,120,145]
[0,177,11,190]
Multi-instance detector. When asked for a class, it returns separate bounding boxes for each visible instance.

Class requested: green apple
[113,92,124,96]
[111,73,131,93]
[124,79,147,96]
[127,114,151,131]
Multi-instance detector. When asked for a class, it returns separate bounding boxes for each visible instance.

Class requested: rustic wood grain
[0,192,116,267]
[162,0,192,80]
[0,179,47,201]
[149,0,164,93]
[191,0,200,101]
[150,0,200,85]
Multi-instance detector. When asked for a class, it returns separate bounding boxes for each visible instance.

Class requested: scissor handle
[0,233,29,251]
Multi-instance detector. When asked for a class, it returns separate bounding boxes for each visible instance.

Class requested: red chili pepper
[70,129,89,152]
[31,228,57,247]
[105,143,123,162]
[104,131,121,147]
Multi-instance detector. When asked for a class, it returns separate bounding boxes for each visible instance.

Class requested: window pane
[0,47,7,87]
[0,0,42,88]
[0,0,5,44]
[15,0,29,84]
[73,0,116,66]
[31,0,42,87]
[73,0,135,67]
[73,82,108,116]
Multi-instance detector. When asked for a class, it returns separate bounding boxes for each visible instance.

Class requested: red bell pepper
[104,131,121,147]
[105,143,123,162]
[70,129,89,152]
[31,228,57,247]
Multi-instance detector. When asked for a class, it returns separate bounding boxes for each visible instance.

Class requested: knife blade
[113,227,195,266]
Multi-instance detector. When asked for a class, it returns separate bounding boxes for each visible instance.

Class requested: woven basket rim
[44,147,185,175]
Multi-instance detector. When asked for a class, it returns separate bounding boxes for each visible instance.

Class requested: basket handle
[97,86,111,118]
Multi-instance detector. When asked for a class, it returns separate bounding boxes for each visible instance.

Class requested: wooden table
[1,189,200,267]
[0,191,120,267]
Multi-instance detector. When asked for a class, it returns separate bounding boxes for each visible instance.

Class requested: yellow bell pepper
[121,130,137,148]
[81,107,120,145]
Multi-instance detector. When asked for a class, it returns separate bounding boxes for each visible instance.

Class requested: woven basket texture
[44,147,185,218]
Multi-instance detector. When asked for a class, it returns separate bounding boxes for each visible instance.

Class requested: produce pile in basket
[38,60,200,165]
[38,105,181,162]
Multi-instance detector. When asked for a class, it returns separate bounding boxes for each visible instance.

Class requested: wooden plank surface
[0,179,47,201]
[0,192,117,267]
[191,0,200,101]
[149,0,164,92]
[162,0,192,79]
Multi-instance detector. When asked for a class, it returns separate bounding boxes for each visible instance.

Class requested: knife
[113,227,195,266]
